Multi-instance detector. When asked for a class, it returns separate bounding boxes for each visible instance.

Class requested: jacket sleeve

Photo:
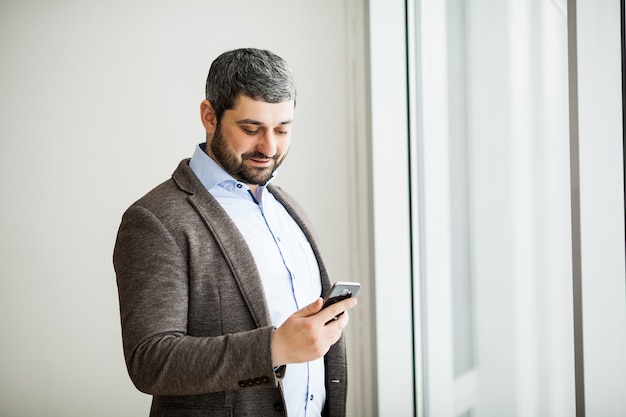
[113,204,281,396]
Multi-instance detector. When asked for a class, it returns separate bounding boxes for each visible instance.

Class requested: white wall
[0,1,372,416]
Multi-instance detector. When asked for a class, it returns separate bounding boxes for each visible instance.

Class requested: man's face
[203,95,294,186]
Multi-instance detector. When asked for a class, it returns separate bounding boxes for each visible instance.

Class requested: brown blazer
[113,159,347,417]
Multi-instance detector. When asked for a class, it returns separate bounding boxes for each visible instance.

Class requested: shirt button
[310,394,314,401]
[236,183,242,188]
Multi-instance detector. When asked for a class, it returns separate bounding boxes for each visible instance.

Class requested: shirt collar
[189,143,276,194]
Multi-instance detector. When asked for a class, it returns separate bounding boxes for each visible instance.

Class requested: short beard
[209,124,286,186]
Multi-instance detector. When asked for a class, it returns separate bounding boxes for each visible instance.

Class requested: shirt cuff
[273,365,287,380]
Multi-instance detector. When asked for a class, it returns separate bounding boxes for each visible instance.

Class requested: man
[113,48,357,417]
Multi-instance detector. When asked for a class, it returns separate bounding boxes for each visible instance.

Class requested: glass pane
[415,0,577,415]
[453,0,575,415]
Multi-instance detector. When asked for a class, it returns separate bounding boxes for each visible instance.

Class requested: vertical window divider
[566,1,586,416]
[405,0,425,416]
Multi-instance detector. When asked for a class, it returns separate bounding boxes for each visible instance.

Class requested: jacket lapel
[172,159,272,328]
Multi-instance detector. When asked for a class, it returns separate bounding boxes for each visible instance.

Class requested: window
[369,0,626,416]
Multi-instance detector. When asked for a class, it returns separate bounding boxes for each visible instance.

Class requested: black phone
[322,282,361,323]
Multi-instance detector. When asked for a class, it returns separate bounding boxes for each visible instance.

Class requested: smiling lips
[243,152,277,166]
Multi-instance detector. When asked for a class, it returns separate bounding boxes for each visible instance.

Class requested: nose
[256,130,278,157]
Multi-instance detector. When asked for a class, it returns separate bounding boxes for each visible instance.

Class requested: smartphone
[322,281,361,322]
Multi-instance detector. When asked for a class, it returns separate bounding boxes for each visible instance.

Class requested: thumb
[293,297,323,317]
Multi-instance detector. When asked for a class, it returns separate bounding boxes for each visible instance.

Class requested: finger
[292,297,324,318]
[324,311,350,337]
[320,297,357,324]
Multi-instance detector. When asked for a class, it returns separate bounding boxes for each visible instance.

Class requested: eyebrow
[236,118,293,126]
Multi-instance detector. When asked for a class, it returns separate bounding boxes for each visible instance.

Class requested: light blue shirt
[189,143,325,417]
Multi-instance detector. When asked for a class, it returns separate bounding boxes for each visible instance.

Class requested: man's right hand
[271,296,358,367]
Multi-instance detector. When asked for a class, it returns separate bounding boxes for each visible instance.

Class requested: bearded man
[113,48,357,417]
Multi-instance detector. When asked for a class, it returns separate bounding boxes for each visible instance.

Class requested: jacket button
[246,379,254,386]
[238,381,247,388]
[261,376,270,384]
[274,401,285,412]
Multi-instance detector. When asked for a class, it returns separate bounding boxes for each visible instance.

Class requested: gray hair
[205,48,297,121]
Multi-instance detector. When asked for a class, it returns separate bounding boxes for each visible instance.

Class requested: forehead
[227,95,295,125]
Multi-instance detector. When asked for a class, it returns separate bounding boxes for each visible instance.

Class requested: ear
[200,100,217,135]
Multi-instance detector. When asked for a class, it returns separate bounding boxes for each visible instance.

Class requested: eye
[275,129,290,136]
[242,127,260,135]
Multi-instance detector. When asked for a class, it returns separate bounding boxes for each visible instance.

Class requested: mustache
[241,151,280,161]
